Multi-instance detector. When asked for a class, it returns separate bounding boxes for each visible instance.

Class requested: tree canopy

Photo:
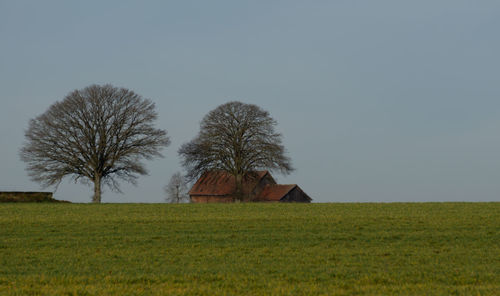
[20,84,170,202]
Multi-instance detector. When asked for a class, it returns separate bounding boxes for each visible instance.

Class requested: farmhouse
[189,171,312,203]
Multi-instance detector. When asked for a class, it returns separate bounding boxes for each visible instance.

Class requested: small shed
[255,184,312,203]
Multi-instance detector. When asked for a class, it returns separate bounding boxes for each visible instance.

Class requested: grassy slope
[0,203,498,295]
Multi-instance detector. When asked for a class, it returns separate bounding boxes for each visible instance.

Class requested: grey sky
[1,1,499,202]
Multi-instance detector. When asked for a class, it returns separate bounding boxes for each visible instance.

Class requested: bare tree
[164,172,189,203]
[20,84,170,203]
[178,101,293,201]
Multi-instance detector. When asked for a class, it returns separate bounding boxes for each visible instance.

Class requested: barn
[254,184,312,203]
[189,171,311,203]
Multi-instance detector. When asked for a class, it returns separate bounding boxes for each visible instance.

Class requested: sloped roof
[189,171,269,196]
[255,184,297,201]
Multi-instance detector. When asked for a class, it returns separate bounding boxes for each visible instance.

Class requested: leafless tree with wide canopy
[20,84,170,203]
[178,101,293,201]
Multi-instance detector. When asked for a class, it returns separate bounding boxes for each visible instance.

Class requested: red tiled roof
[255,184,297,201]
[189,171,269,196]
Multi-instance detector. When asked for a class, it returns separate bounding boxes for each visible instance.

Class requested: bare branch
[164,172,189,203]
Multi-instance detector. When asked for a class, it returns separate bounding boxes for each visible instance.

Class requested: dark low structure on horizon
[0,192,67,203]
[189,171,312,203]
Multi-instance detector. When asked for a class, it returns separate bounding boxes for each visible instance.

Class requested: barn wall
[280,188,311,203]
[190,195,234,203]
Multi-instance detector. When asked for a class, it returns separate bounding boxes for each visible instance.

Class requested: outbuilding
[189,171,311,203]
[254,184,312,203]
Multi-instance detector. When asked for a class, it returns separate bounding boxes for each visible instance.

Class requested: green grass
[0,203,499,295]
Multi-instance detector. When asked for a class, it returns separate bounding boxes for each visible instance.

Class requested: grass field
[0,203,499,295]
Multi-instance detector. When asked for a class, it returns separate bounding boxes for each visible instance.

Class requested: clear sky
[1,1,499,203]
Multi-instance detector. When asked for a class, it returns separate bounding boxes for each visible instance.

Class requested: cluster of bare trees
[21,85,293,203]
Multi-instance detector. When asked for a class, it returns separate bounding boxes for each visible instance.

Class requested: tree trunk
[175,185,180,203]
[235,174,243,201]
[92,175,102,203]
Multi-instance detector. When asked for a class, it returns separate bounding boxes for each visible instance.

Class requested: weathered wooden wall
[190,195,234,203]
[281,187,312,203]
